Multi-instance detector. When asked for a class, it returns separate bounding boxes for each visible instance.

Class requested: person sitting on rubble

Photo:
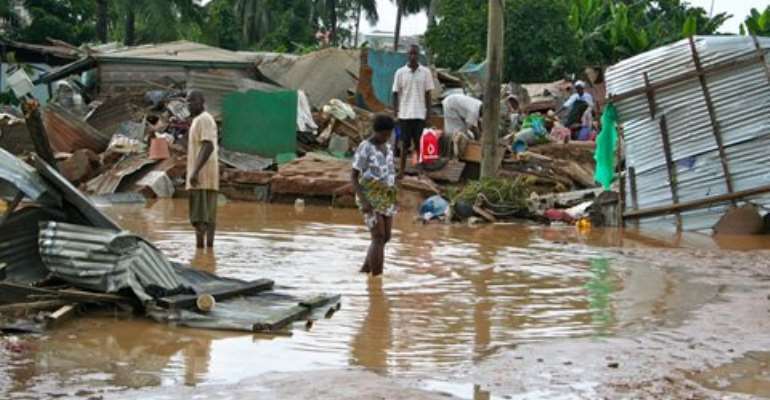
[186,90,220,249]
[352,114,398,277]
[442,93,483,159]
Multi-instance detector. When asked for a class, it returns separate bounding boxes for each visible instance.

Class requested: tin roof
[43,103,112,154]
[96,40,253,68]
[606,36,770,232]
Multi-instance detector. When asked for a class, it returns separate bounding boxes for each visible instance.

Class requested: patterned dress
[352,139,398,227]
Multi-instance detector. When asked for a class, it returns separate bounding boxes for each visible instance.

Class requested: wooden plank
[299,294,342,309]
[46,304,77,328]
[643,72,656,119]
[0,300,69,314]
[658,115,682,230]
[156,279,274,310]
[628,167,639,211]
[752,35,770,85]
[688,37,734,195]
[0,282,131,304]
[624,184,770,220]
[252,305,311,332]
[609,53,763,102]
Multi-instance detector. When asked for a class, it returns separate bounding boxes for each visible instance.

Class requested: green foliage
[424,0,487,70]
[18,0,97,44]
[740,6,770,36]
[204,0,241,50]
[505,0,581,82]
[256,0,315,52]
[454,177,531,210]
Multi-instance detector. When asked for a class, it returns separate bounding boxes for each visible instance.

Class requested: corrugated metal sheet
[86,95,141,136]
[0,119,35,155]
[97,41,253,66]
[0,207,62,284]
[257,48,359,107]
[0,147,58,204]
[43,102,112,154]
[187,72,281,118]
[85,156,158,195]
[607,36,770,232]
[38,221,190,302]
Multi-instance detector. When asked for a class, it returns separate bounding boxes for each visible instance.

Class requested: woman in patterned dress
[351,114,398,276]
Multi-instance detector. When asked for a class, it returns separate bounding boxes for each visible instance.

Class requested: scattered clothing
[393,65,435,120]
[419,195,449,221]
[442,94,483,137]
[186,111,219,191]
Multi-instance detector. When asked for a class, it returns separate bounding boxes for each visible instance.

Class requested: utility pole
[480,0,504,178]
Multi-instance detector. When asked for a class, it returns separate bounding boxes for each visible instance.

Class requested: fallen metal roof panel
[43,102,112,154]
[96,40,253,67]
[39,221,190,302]
[85,95,141,137]
[608,36,770,232]
[85,156,158,196]
[0,148,59,205]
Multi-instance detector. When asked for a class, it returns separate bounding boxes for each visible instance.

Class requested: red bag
[419,129,440,164]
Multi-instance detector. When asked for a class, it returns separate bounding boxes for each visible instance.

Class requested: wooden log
[688,36,734,196]
[0,282,131,304]
[624,184,770,220]
[156,279,274,310]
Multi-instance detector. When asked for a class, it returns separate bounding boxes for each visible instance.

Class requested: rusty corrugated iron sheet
[43,103,112,154]
[85,155,158,195]
[86,95,142,137]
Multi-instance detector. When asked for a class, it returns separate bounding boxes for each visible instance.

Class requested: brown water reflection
[0,199,716,398]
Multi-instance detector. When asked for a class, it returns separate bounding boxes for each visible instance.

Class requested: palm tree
[391,0,430,50]
[97,0,108,43]
[354,0,378,47]
[119,0,202,46]
[233,0,272,46]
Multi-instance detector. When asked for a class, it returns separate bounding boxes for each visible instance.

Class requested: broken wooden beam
[156,279,274,310]
[0,300,70,314]
[46,304,78,328]
[0,282,131,304]
[252,305,311,333]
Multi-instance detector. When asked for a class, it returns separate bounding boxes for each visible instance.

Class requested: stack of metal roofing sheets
[605,36,770,232]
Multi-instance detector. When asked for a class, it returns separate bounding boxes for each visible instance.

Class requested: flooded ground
[2,199,770,399]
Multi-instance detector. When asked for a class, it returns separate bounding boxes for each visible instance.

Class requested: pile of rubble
[0,149,340,335]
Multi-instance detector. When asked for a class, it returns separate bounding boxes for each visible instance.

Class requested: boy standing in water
[352,115,398,276]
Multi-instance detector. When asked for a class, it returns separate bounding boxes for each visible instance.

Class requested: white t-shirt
[563,92,595,109]
[392,65,435,120]
[442,94,483,135]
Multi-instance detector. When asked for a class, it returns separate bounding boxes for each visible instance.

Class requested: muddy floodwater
[3,199,770,399]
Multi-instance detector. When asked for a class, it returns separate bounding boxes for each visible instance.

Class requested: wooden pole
[624,183,770,221]
[751,35,770,85]
[21,98,58,170]
[393,3,403,51]
[688,37,734,195]
[659,115,682,230]
[480,0,504,178]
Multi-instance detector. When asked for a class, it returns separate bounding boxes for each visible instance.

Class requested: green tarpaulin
[593,103,618,191]
[222,90,297,158]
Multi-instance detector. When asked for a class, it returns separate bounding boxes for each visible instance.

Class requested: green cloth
[356,178,397,217]
[594,103,618,191]
[189,190,218,224]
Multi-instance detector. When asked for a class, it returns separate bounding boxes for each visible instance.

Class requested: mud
[1,199,770,399]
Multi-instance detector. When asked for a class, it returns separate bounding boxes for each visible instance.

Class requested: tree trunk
[329,0,338,46]
[124,3,136,46]
[426,0,439,63]
[96,0,108,43]
[480,0,504,178]
[394,3,403,51]
[354,2,362,47]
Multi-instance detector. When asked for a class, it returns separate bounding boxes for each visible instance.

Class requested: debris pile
[0,149,340,335]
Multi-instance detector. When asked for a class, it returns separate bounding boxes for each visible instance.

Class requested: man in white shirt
[443,93,483,139]
[562,80,594,110]
[392,44,435,176]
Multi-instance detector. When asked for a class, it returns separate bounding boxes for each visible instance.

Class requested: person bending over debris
[352,114,398,276]
[186,90,220,249]
[442,93,483,158]
[393,44,434,178]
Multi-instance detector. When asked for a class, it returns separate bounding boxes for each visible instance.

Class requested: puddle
[689,351,770,398]
[0,200,722,398]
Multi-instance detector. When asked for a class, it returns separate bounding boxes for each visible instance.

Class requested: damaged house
[607,35,770,233]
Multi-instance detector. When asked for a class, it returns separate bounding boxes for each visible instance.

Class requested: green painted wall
[222,90,297,157]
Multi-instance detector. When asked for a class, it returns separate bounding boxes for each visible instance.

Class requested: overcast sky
[361,0,769,35]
